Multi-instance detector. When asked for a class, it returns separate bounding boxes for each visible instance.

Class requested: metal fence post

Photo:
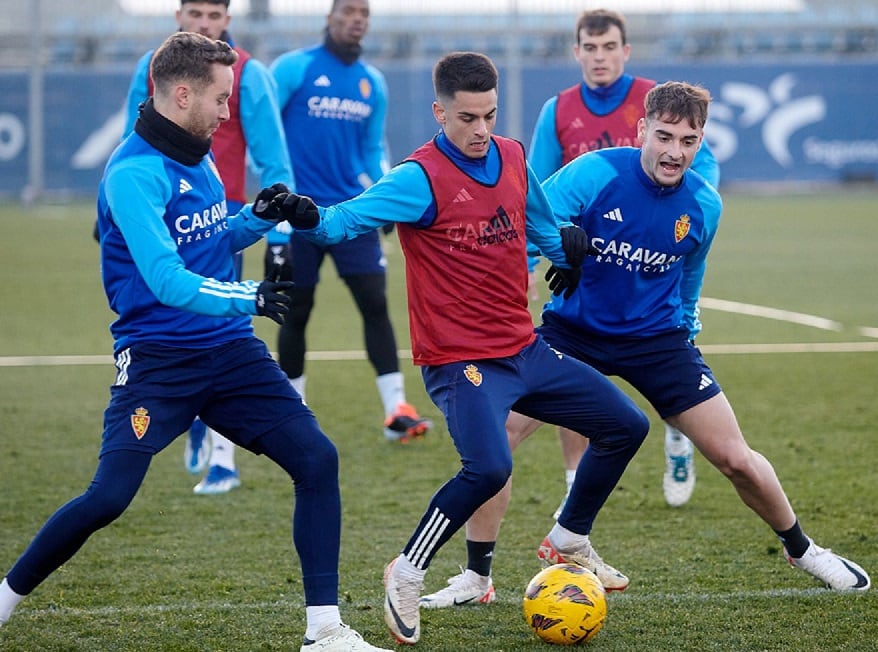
[24,0,45,205]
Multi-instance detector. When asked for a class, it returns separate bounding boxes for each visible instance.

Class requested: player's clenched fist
[276,193,319,230]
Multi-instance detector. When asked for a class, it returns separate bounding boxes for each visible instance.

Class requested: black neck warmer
[324,30,361,65]
[133,98,212,166]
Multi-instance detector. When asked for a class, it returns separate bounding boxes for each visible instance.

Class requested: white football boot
[420,569,495,609]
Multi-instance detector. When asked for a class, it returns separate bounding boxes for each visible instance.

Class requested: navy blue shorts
[537,312,722,419]
[290,229,386,287]
[422,334,648,462]
[101,338,311,456]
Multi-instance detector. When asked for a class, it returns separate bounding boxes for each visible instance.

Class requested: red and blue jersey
[555,76,654,165]
[399,136,534,365]
[530,73,720,188]
[293,132,575,366]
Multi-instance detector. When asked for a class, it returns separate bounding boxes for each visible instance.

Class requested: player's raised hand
[277,193,319,230]
[252,183,291,222]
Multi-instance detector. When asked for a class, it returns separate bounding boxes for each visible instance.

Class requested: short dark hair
[645,81,711,129]
[433,52,498,102]
[181,0,230,6]
[575,9,627,45]
[150,32,238,96]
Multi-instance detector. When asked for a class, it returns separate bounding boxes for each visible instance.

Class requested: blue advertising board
[0,60,875,197]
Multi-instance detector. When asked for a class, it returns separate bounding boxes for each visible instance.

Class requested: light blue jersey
[541,146,722,340]
[96,131,278,352]
[271,43,388,206]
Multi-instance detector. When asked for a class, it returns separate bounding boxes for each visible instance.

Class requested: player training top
[540,146,722,340]
[98,99,280,351]
[271,40,389,206]
[293,132,575,366]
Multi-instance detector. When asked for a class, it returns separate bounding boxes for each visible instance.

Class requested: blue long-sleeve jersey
[300,133,572,267]
[270,43,389,206]
[96,131,278,352]
[529,73,720,188]
[123,46,294,191]
[541,147,722,340]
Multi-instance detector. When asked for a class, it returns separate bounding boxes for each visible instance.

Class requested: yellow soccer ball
[523,563,607,645]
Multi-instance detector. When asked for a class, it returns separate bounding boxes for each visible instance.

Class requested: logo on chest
[674,214,691,243]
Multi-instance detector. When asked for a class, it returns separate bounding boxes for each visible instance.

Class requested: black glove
[277,193,319,230]
[252,183,291,222]
[255,266,295,325]
[559,225,600,269]
[545,264,581,300]
[381,222,396,236]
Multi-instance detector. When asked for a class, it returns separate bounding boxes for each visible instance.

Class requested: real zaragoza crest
[674,214,691,243]
[464,364,483,387]
[131,406,150,440]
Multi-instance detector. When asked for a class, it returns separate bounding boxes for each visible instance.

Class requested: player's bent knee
[256,419,339,486]
[612,406,651,446]
[710,447,759,481]
[80,488,135,529]
[467,461,512,500]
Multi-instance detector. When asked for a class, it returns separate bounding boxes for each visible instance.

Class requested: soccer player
[529,8,721,511]
[122,0,295,494]
[421,81,870,610]
[0,32,389,652]
[274,51,652,645]
[268,0,431,443]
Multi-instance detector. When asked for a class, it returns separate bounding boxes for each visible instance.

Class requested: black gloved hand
[545,264,582,300]
[277,193,319,230]
[559,225,600,269]
[252,183,291,222]
[255,265,295,325]
[381,222,396,236]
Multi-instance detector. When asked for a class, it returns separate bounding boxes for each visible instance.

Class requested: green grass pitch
[0,189,876,650]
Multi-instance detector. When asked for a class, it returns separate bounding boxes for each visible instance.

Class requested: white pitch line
[859,326,878,339]
[698,341,878,354]
[3,297,875,367]
[699,297,843,331]
[3,342,878,368]
[14,585,837,622]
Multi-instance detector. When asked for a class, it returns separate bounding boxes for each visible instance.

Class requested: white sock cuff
[208,429,236,469]
[304,604,341,641]
[376,371,405,416]
[397,554,427,579]
[290,375,306,401]
[0,578,25,625]
[549,522,589,550]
